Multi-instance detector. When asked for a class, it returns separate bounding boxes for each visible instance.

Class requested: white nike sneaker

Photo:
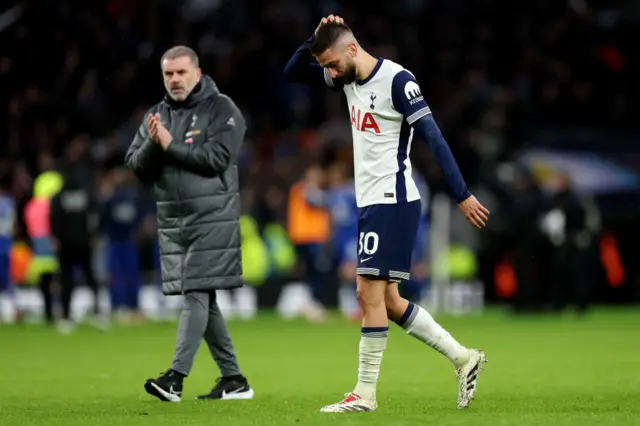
[320,392,377,413]
[456,349,487,409]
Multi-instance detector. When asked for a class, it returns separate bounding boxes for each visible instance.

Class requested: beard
[165,82,195,101]
[167,86,187,101]
[337,61,357,85]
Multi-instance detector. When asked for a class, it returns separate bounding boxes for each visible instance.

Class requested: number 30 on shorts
[358,231,379,256]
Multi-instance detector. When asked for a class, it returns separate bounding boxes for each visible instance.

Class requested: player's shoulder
[380,60,420,98]
[382,59,406,75]
[374,60,403,87]
[381,60,416,81]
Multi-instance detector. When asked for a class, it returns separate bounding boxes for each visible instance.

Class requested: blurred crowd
[0,0,639,325]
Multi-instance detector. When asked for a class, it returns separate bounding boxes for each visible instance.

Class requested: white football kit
[324,59,431,208]
[320,59,432,280]
[284,37,487,416]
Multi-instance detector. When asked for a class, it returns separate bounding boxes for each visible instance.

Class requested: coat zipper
[177,166,185,295]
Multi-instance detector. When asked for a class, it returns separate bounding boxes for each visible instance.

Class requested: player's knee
[356,288,385,310]
[356,277,385,310]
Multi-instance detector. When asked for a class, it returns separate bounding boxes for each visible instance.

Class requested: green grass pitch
[1,308,639,425]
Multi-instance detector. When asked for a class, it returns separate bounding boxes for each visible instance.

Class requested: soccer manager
[125,46,254,402]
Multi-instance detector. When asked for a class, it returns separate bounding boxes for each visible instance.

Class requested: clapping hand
[147,113,173,150]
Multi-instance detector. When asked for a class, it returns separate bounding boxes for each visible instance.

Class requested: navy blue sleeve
[391,70,433,125]
[283,35,343,90]
[391,71,471,204]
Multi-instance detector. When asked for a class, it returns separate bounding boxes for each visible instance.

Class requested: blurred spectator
[101,166,145,324]
[324,162,359,318]
[494,165,548,313]
[541,173,601,314]
[0,172,17,322]
[23,171,63,324]
[287,164,332,319]
[0,0,637,318]
[49,173,103,332]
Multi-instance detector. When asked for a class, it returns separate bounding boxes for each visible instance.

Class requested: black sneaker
[196,376,254,400]
[144,369,183,402]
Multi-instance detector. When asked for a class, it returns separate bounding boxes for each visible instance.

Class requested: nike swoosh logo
[169,386,181,395]
[222,388,244,396]
[360,257,373,263]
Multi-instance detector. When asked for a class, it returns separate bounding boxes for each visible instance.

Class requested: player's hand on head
[316,14,344,33]
[458,195,490,229]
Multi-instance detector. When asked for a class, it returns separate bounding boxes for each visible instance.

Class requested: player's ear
[347,42,358,57]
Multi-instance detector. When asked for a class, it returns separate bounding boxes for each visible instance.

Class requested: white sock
[397,303,469,368]
[353,327,388,401]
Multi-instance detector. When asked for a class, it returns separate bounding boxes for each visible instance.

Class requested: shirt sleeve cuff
[407,107,432,125]
[456,190,472,204]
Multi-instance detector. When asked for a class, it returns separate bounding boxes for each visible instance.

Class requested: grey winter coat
[125,75,245,295]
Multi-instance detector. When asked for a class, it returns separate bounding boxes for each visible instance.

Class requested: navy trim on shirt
[357,58,384,85]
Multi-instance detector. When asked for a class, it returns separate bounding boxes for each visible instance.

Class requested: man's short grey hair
[161,46,199,67]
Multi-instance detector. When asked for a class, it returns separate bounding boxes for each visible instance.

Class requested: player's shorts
[356,200,421,282]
